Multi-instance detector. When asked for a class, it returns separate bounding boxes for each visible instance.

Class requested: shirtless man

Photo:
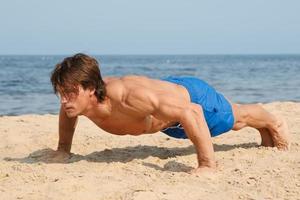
[49,53,290,174]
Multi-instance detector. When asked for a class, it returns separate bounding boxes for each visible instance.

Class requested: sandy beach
[0,102,299,200]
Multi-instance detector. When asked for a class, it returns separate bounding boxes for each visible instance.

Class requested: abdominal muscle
[144,115,176,133]
[97,114,175,136]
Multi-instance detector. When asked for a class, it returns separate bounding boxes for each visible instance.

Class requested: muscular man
[49,53,290,174]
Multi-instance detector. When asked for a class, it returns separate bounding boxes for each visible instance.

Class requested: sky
[0,0,300,55]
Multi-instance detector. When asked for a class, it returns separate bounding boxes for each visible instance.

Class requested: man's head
[50,53,106,117]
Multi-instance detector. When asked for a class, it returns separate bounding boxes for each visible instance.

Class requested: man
[49,53,290,174]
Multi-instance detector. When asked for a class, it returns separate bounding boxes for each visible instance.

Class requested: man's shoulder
[106,75,155,100]
[120,75,150,81]
[105,79,125,102]
[104,75,151,83]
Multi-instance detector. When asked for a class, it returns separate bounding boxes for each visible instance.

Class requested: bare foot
[258,128,274,147]
[269,116,290,150]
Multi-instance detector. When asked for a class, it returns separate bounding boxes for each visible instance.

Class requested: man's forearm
[57,108,78,153]
[180,105,216,168]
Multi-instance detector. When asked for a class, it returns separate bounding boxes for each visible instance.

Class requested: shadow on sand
[4,142,258,166]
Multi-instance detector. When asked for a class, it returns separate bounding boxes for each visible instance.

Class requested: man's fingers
[189,167,216,176]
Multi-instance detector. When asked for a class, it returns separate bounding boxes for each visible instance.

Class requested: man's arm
[57,106,78,153]
[178,104,216,170]
[155,101,216,170]
[125,89,216,171]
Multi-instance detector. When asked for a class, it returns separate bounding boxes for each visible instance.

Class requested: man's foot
[258,128,274,147]
[269,116,290,150]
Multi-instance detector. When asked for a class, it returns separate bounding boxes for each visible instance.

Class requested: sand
[0,102,299,200]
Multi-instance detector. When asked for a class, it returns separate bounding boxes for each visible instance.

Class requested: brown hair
[50,53,106,102]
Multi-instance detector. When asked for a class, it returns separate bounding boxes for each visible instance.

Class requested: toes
[274,117,291,151]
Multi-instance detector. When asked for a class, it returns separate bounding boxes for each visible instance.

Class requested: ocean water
[0,55,299,116]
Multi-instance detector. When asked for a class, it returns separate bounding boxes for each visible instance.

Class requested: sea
[0,55,299,116]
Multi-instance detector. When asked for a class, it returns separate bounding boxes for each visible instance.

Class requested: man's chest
[96,112,149,135]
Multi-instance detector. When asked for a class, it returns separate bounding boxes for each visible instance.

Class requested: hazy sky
[1,0,299,54]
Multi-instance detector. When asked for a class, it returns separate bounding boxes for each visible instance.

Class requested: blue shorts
[160,76,235,139]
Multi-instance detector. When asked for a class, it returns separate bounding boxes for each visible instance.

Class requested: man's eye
[66,92,77,99]
[64,89,74,94]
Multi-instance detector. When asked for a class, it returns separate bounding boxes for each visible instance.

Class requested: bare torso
[88,75,191,136]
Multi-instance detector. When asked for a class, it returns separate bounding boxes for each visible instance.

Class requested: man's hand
[189,166,216,176]
[45,149,71,163]
[29,148,71,163]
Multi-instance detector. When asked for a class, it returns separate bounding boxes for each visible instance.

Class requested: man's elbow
[185,103,203,115]
[180,103,204,122]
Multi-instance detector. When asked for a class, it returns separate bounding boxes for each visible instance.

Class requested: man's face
[57,85,92,117]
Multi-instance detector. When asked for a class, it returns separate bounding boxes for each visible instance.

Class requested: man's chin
[65,111,78,118]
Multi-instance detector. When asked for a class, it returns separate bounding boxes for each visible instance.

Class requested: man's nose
[60,95,68,104]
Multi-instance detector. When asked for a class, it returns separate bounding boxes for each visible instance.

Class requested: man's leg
[230,103,290,150]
